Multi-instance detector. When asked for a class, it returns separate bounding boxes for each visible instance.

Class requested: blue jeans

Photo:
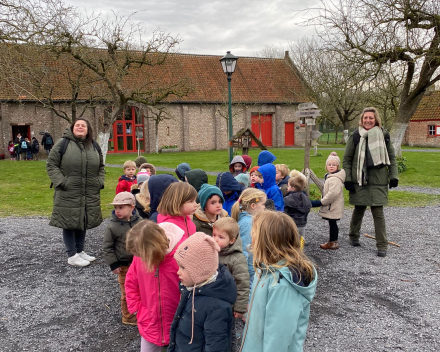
[62,229,86,257]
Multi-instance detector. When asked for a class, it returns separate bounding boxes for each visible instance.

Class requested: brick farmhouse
[0,50,310,156]
[404,90,440,147]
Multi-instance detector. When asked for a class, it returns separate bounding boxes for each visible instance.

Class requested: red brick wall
[405,120,440,147]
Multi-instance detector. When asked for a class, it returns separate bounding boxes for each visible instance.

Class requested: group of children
[8,137,40,161]
[98,149,345,352]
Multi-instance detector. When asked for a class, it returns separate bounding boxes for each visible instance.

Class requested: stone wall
[404,120,440,147]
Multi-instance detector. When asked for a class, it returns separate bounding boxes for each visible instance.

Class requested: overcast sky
[64,0,321,57]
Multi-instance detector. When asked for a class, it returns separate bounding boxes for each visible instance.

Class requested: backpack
[33,142,40,152]
[50,137,103,188]
[46,136,53,145]
[8,145,15,153]
[21,141,28,149]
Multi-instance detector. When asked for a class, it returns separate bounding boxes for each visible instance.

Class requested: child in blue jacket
[216,172,245,215]
[257,163,284,211]
[240,211,317,352]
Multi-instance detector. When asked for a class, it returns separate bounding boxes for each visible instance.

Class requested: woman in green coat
[343,107,398,257]
[47,119,105,267]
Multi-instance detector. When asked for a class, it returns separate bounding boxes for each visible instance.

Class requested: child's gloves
[344,181,356,192]
[389,179,398,189]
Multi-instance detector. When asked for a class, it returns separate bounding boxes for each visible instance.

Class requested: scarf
[356,126,390,186]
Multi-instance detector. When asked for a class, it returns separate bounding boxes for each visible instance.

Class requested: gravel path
[1,206,439,351]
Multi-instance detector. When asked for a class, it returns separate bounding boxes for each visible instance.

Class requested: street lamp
[220,51,238,162]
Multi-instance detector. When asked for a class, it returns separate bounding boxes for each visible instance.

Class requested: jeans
[26,150,32,160]
[62,229,86,257]
[349,205,388,250]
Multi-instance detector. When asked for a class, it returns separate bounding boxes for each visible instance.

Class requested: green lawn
[1,147,439,218]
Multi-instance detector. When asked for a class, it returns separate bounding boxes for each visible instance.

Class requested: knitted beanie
[326,151,340,166]
[235,173,250,188]
[136,171,150,185]
[249,166,260,175]
[174,232,220,285]
[198,184,224,211]
[175,163,191,182]
[134,156,148,168]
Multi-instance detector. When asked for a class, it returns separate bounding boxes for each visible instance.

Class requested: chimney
[284,51,290,59]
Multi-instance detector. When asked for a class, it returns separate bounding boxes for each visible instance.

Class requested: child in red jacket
[116,160,137,194]
[125,220,187,351]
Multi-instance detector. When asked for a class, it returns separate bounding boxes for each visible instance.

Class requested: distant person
[138,162,156,175]
[229,155,247,176]
[275,164,290,196]
[102,192,141,326]
[15,133,22,161]
[116,160,137,194]
[257,164,284,211]
[8,141,16,160]
[21,137,30,161]
[31,137,40,160]
[240,212,317,352]
[46,118,105,267]
[343,107,398,257]
[41,132,54,156]
[216,172,245,216]
[175,162,191,182]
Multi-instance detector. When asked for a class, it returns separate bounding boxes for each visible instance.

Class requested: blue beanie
[175,163,191,182]
[198,184,225,211]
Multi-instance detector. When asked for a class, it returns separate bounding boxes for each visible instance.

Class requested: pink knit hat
[326,151,340,166]
[174,232,220,285]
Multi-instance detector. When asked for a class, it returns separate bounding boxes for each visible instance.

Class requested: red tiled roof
[410,90,440,121]
[0,50,308,104]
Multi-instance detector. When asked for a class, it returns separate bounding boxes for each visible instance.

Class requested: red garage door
[285,122,295,146]
[251,114,272,147]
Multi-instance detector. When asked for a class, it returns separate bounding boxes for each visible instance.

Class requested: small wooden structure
[229,127,267,155]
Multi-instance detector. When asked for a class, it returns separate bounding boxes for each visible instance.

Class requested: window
[428,125,440,137]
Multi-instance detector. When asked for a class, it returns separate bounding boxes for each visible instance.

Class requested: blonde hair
[275,164,290,178]
[213,217,240,240]
[126,220,169,272]
[136,180,150,212]
[358,107,382,128]
[251,212,315,283]
[231,188,266,221]
[288,176,307,191]
[157,182,197,216]
[123,160,136,170]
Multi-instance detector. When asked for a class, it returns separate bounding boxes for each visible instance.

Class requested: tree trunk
[155,121,159,154]
[389,121,408,158]
[97,131,110,164]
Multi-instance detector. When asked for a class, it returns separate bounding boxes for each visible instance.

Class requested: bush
[397,157,407,173]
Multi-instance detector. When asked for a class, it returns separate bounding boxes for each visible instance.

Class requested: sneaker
[67,253,90,267]
[350,238,361,247]
[320,241,339,250]
[300,236,305,250]
[122,316,137,326]
[377,250,387,257]
[78,251,96,262]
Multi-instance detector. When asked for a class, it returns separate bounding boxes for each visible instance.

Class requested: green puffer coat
[47,128,105,230]
[343,129,398,207]
[219,235,250,314]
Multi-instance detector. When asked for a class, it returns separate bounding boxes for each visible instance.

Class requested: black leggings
[328,219,339,242]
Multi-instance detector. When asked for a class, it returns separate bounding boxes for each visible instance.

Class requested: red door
[109,106,145,153]
[285,122,295,146]
[251,114,272,147]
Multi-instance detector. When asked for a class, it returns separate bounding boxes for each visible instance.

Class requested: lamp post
[220,51,238,162]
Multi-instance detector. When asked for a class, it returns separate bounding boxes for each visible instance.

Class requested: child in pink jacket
[125,220,187,352]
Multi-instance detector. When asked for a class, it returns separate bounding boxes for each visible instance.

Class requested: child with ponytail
[231,188,267,284]
[125,220,187,352]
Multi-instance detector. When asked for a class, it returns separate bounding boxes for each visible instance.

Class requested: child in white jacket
[319,152,346,249]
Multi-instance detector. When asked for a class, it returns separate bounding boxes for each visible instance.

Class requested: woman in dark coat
[46,119,105,267]
[343,107,398,257]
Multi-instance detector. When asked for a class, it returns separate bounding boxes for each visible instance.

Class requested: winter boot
[320,241,339,250]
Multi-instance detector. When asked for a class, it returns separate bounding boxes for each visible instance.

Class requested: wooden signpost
[295,103,323,195]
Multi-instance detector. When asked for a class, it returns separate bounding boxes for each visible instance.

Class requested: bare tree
[307,0,440,156]
[145,105,174,154]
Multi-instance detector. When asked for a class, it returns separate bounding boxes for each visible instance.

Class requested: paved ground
[1,205,439,351]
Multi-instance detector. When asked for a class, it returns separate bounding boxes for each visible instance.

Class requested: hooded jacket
[284,191,312,228]
[319,169,346,220]
[102,211,141,271]
[229,155,247,176]
[139,162,157,175]
[257,150,276,166]
[241,265,318,352]
[258,164,284,211]
[242,155,252,171]
[125,222,187,347]
[175,163,191,182]
[116,174,137,194]
[216,172,245,216]
[167,264,237,352]
[148,174,178,222]
[192,207,229,237]
[185,169,208,193]
[278,175,290,196]
[46,128,105,230]
[157,213,196,237]
[219,235,250,314]
[237,211,255,282]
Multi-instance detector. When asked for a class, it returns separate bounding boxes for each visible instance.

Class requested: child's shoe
[78,251,96,262]
[300,236,305,250]
[67,253,90,267]
[122,315,137,326]
[320,241,339,250]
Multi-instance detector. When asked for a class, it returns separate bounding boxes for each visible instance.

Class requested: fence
[318,126,345,144]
